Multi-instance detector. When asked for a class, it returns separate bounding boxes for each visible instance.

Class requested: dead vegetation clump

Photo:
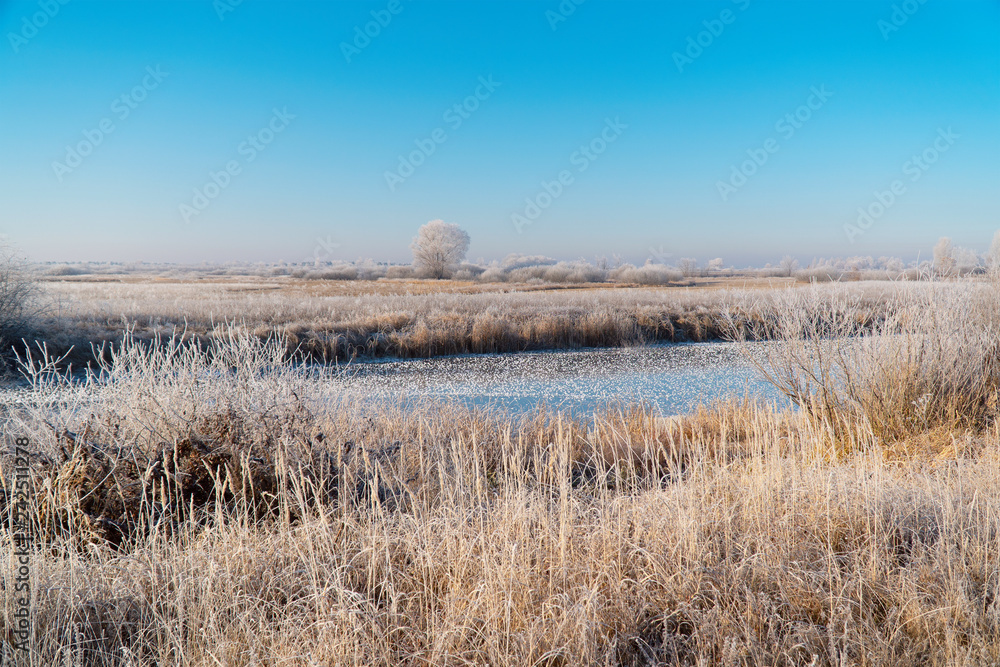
[728,282,1000,454]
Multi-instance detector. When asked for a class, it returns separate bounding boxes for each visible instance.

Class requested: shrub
[610,263,682,285]
[385,265,416,280]
[44,264,88,277]
[452,263,485,281]
[793,266,840,283]
[477,266,508,283]
[306,265,359,281]
[0,244,39,355]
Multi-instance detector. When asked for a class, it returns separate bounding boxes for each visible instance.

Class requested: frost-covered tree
[952,246,980,274]
[677,257,698,277]
[883,257,905,274]
[779,255,799,277]
[988,230,1000,275]
[846,255,874,271]
[410,219,470,279]
[932,237,956,277]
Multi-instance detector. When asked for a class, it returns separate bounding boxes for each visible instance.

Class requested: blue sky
[1,0,997,266]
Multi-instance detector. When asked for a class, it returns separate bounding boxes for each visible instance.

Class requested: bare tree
[883,257,904,274]
[952,245,980,274]
[779,255,799,277]
[677,257,698,278]
[988,229,1000,276]
[410,220,470,279]
[846,255,873,271]
[932,237,955,277]
[0,243,39,352]
[706,257,724,272]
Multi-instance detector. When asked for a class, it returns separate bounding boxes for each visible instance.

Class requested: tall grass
[729,282,1000,451]
[3,309,1000,664]
[31,279,925,367]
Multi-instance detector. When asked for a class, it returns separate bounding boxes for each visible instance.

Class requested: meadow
[1,273,999,665]
[21,270,914,368]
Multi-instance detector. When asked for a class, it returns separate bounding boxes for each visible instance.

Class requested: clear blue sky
[1,0,997,265]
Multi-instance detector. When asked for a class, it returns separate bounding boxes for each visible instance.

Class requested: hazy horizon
[2,0,997,266]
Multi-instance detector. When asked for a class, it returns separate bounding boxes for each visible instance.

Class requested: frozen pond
[0,342,786,418]
[329,342,784,416]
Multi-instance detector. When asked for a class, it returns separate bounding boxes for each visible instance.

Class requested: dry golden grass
[2,280,999,665]
[730,280,1000,454]
[29,275,912,368]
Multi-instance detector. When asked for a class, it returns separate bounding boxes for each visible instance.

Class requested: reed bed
[730,281,1000,452]
[2,281,999,665]
[30,278,925,367]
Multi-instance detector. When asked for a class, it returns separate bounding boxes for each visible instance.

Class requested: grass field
[20,273,925,369]
[1,276,999,665]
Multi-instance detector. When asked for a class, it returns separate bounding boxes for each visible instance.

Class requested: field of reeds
[12,273,939,371]
[1,278,998,665]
